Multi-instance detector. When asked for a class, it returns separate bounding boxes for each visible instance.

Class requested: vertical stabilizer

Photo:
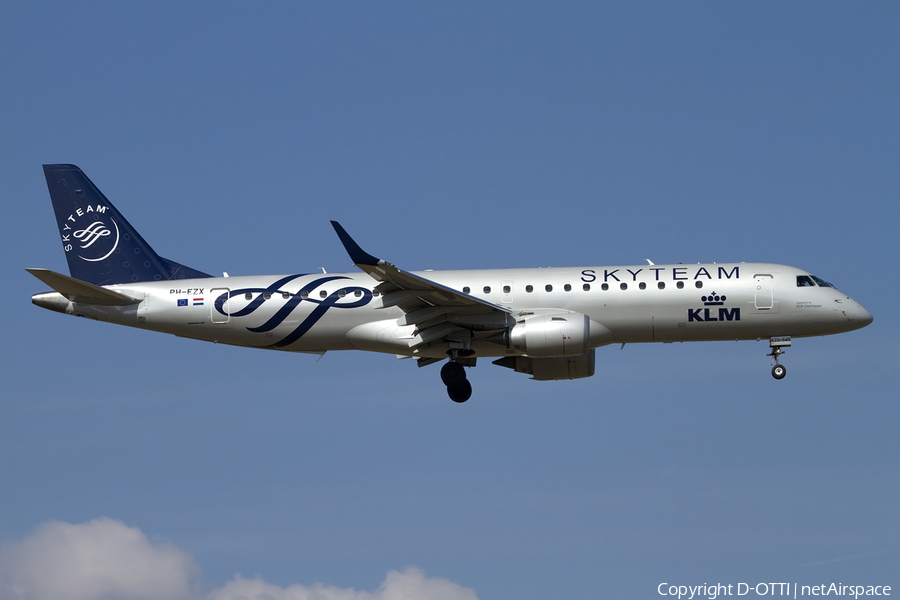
[43,164,211,285]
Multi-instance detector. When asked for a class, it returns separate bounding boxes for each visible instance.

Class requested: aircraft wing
[331,222,512,355]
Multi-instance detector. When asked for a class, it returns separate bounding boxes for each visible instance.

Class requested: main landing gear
[767,336,791,380]
[441,356,472,403]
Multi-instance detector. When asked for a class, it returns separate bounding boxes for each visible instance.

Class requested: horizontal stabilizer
[26,268,140,306]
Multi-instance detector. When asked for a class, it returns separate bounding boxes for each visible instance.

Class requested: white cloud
[0,519,478,600]
[209,568,479,600]
[0,517,199,600]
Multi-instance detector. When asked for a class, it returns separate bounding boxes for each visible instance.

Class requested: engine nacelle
[493,350,596,380]
[508,310,590,357]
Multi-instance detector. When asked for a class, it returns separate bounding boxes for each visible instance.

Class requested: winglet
[330,221,381,266]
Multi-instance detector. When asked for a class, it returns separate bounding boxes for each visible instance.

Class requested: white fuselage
[37,262,872,360]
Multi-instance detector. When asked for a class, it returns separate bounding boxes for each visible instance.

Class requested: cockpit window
[796,275,816,287]
[811,275,835,288]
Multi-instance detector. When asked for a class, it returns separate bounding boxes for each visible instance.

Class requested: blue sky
[1,2,898,598]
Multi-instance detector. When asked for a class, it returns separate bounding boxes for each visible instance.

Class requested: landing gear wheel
[447,380,472,403]
[772,364,787,380]
[767,340,789,381]
[441,361,466,386]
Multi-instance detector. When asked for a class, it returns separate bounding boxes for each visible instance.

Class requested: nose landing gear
[767,336,791,380]
[771,360,787,380]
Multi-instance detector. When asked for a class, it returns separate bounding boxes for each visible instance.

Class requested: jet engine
[492,350,596,380]
[489,309,612,380]
[508,310,590,357]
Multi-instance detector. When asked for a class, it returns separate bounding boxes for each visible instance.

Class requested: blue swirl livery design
[213,275,374,347]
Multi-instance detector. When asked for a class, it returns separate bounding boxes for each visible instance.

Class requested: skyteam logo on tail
[60,204,120,262]
[688,292,740,322]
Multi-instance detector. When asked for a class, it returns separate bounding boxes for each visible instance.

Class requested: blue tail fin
[43,164,212,285]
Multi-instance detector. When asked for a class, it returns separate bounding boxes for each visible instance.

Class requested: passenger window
[620,283,628,290]
[373,290,380,297]
[354,290,362,297]
[658,282,665,290]
[695,281,703,289]
[483,286,491,294]
[526,285,533,293]
[677,281,684,289]
[463,286,470,294]
[564,284,572,292]
[300,291,309,299]
[503,285,511,294]
[282,292,290,299]
[601,283,609,291]
[263,292,272,300]
[320,290,327,298]
[245,292,253,300]
[545,284,553,292]
[639,282,646,290]
[583,283,591,291]
[338,290,346,298]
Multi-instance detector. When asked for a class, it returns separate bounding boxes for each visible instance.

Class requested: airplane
[29,164,873,402]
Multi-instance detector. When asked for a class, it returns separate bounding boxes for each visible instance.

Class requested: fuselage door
[754,275,774,310]
[211,288,232,326]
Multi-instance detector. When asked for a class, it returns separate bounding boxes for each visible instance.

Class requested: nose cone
[846,299,873,329]
[855,304,873,327]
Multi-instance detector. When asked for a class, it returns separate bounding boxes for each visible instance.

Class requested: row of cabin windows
[242,280,712,302]
[461,280,703,295]
[245,289,375,301]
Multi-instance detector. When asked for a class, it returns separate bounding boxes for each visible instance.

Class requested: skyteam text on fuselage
[29,164,873,402]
